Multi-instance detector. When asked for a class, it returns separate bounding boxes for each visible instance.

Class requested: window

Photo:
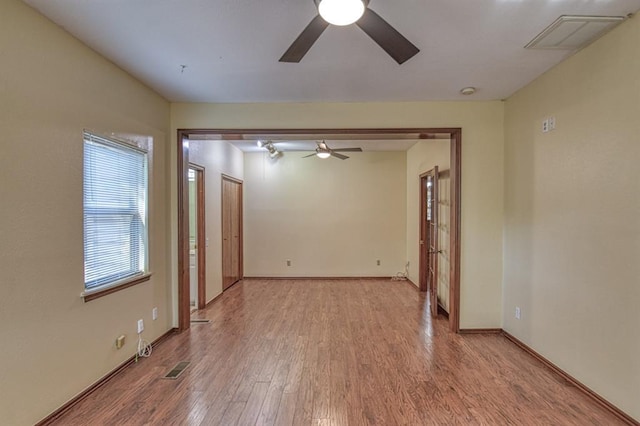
[83,131,148,294]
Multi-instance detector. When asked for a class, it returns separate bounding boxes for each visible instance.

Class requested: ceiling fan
[280,0,419,65]
[303,141,363,160]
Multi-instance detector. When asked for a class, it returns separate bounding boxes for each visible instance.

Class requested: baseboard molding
[403,279,419,290]
[459,328,502,334]
[437,303,450,318]
[502,331,638,425]
[36,327,178,426]
[205,291,223,307]
[243,276,392,280]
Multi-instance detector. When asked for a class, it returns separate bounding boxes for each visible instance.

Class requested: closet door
[222,175,243,290]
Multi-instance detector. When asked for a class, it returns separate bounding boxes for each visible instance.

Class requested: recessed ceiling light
[460,87,476,95]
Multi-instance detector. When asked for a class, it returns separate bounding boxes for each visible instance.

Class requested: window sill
[81,273,152,302]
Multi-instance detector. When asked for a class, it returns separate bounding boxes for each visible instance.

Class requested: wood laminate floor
[51,279,625,425]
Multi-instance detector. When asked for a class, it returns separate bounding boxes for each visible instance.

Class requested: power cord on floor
[135,334,152,362]
[391,262,410,281]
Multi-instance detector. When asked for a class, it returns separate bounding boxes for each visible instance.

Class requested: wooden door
[222,175,243,290]
[419,167,439,317]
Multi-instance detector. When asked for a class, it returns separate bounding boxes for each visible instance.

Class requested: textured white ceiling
[22,0,640,103]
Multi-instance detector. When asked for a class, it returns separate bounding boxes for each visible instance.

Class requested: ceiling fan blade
[331,147,363,152]
[331,152,349,160]
[280,15,329,63]
[302,153,318,158]
[356,8,419,65]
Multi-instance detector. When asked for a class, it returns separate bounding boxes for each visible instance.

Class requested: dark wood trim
[189,163,207,310]
[177,130,191,332]
[437,303,449,318]
[418,173,427,292]
[35,328,178,426]
[238,179,244,282]
[82,274,151,302]
[243,276,393,280]
[180,128,465,137]
[221,175,244,291]
[221,173,243,184]
[177,128,462,335]
[458,328,502,334]
[502,331,638,425]
[449,129,461,333]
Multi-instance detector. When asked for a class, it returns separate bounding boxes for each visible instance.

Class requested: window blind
[83,132,148,290]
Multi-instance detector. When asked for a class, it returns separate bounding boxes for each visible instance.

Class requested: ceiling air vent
[525,15,625,50]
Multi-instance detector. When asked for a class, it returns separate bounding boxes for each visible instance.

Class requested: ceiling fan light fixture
[316,151,331,159]
[317,0,365,26]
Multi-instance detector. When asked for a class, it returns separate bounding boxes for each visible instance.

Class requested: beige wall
[188,140,244,301]
[0,1,171,425]
[243,151,406,276]
[437,173,451,311]
[171,101,505,328]
[503,16,640,420]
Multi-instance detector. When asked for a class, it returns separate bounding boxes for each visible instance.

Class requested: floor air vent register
[163,361,190,380]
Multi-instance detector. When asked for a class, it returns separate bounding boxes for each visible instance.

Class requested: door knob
[428,250,443,254]
[419,240,424,245]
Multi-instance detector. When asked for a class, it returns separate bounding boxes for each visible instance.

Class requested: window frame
[81,131,151,302]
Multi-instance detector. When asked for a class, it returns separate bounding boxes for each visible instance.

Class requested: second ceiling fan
[303,141,362,160]
[280,0,419,65]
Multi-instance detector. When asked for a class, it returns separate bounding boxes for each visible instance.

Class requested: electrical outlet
[542,119,549,133]
[115,335,126,349]
[515,307,521,320]
[137,319,144,334]
[286,259,291,267]
[152,307,158,321]
[376,259,381,266]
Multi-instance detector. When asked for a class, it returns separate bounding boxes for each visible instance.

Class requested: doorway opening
[221,174,243,291]
[419,166,452,320]
[188,164,206,312]
[177,128,461,332]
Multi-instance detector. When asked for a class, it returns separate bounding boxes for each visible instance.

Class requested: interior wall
[171,100,504,328]
[0,1,171,425]
[188,140,244,301]
[503,15,640,421]
[243,151,406,277]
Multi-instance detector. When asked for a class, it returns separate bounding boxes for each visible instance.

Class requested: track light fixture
[258,140,282,159]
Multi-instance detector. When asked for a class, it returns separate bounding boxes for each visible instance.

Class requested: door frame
[188,163,207,310]
[419,167,439,318]
[176,128,461,332]
[221,174,244,291]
